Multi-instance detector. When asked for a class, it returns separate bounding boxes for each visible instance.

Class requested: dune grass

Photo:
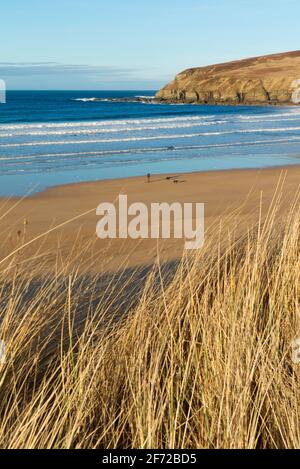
[0,188,299,449]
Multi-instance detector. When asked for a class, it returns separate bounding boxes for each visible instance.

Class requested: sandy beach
[0,165,299,273]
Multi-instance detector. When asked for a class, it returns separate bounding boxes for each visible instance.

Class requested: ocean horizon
[0,90,300,196]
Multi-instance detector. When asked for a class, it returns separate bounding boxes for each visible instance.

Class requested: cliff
[156,51,300,105]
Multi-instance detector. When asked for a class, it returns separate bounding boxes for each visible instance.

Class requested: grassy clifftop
[156,50,300,105]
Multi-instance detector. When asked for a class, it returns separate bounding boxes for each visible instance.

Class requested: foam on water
[2,126,300,148]
[0,136,299,162]
[0,121,228,138]
[0,114,217,131]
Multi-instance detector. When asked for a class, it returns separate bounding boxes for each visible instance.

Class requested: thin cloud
[0,62,138,78]
[0,62,168,90]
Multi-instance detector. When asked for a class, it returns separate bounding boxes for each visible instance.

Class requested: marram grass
[0,192,299,449]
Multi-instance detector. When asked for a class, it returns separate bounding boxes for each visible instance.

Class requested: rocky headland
[156,50,300,105]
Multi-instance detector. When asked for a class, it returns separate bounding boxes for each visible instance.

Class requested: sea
[0,90,300,196]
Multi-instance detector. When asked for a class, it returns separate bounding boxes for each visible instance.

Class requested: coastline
[3,92,300,199]
[154,99,300,107]
[0,164,299,272]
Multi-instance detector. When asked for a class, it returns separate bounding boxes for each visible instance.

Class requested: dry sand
[0,166,299,273]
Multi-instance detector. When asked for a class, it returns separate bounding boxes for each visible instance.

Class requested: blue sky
[0,0,299,90]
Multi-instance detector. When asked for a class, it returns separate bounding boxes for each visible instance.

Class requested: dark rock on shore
[105,97,156,104]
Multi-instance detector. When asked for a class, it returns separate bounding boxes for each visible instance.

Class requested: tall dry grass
[0,189,299,449]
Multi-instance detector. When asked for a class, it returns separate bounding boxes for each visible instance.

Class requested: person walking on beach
[147,173,151,183]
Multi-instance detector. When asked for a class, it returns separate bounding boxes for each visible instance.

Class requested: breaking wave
[2,126,300,148]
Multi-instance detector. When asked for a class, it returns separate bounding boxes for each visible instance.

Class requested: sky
[0,0,299,90]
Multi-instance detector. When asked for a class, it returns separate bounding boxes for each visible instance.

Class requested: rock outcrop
[156,51,300,105]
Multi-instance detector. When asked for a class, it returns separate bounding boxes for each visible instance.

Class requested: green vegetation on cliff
[156,51,300,105]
